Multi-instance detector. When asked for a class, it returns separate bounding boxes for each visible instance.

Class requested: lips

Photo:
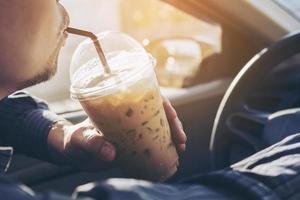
[62,15,70,35]
[60,10,70,46]
[63,11,70,31]
[60,2,70,31]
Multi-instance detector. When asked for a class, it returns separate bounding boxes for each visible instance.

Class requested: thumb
[76,128,116,162]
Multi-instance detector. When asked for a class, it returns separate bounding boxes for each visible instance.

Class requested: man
[0,1,300,200]
[0,0,185,193]
[0,0,186,168]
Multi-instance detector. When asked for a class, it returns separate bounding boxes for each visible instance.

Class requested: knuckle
[86,134,102,145]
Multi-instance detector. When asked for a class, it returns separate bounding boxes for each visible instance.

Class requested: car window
[27,0,221,104]
[273,0,300,21]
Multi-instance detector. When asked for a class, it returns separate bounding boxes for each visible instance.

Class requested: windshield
[273,0,300,21]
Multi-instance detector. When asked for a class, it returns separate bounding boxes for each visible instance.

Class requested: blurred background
[27,0,221,103]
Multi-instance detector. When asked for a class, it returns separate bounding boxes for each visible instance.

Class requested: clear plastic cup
[70,31,179,181]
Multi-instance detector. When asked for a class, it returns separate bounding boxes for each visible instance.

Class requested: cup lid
[70,31,151,100]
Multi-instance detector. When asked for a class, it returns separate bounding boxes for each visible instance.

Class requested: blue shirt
[0,91,63,171]
[0,92,300,199]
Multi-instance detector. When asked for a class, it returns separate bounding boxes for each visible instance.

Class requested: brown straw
[66,27,111,74]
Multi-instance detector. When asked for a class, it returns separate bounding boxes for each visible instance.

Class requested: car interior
[6,0,300,195]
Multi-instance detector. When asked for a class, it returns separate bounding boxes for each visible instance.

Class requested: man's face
[0,0,69,90]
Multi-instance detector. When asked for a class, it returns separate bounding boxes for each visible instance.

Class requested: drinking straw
[66,27,111,74]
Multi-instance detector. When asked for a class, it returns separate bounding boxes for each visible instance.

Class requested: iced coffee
[70,32,179,181]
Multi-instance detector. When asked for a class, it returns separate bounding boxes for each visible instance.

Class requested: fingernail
[180,144,186,152]
[100,142,115,161]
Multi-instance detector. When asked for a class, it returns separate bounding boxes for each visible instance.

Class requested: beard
[19,46,60,90]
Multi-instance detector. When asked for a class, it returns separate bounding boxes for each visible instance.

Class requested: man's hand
[162,96,187,152]
[47,119,116,170]
[47,97,187,171]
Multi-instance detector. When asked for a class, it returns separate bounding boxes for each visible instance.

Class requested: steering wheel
[210,30,300,170]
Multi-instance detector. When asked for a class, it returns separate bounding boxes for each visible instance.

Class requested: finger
[169,118,187,152]
[65,141,93,167]
[170,118,187,153]
[162,97,187,151]
[163,97,177,120]
[177,143,186,152]
[83,129,116,162]
[173,117,187,144]
[162,96,184,137]
[77,118,94,129]
[65,135,115,171]
[70,128,116,162]
[163,102,187,144]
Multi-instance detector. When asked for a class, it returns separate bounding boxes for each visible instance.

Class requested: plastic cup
[70,31,179,181]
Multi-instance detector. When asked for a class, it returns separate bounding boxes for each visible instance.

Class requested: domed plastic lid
[70,31,151,100]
